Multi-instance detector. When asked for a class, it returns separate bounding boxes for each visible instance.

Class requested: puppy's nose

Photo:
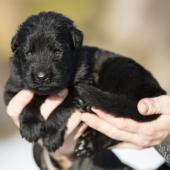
[35,72,49,81]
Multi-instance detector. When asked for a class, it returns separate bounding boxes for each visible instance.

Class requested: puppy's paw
[76,84,96,105]
[74,137,95,157]
[20,118,45,142]
[43,118,65,151]
[74,97,92,112]
[43,129,64,152]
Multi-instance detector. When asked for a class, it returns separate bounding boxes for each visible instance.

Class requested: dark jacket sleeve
[69,150,133,170]
[155,134,170,167]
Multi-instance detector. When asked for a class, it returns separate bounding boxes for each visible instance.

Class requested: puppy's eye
[24,51,32,61]
[54,50,63,61]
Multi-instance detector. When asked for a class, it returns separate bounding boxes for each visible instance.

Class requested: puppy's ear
[71,28,83,49]
[11,34,19,52]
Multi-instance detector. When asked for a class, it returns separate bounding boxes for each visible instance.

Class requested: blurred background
[0,0,170,169]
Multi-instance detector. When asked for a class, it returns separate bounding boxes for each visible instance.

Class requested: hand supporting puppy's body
[4,12,166,157]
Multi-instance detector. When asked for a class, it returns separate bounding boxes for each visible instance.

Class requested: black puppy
[4,11,166,159]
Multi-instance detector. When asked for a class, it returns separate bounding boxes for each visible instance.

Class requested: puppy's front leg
[76,84,159,121]
[4,81,45,142]
[19,97,45,142]
[43,93,76,152]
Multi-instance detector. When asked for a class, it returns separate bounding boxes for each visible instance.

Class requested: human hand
[6,89,84,157]
[80,95,170,149]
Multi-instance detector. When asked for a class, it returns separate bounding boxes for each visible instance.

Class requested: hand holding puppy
[80,95,170,149]
[6,89,82,157]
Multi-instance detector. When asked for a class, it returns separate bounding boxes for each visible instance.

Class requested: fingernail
[58,89,68,97]
[138,101,149,114]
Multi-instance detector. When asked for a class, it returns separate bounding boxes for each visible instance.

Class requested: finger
[114,139,162,149]
[114,140,162,149]
[152,114,170,131]
[92,108,141,133]
[74,123,88,140]
[65,110,82,137]
[40,89,68,120]
[114,131,167,149]
[114,142,143,150]
[81,113,168,147]
[154,132,170,145]
[137,114,170,134]
[92,107,170,135]
[114,133,165,149]
[7,89,34,126]
[81,113,143,144]
[138,95,170,115]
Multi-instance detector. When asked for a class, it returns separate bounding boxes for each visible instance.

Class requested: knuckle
[144,127,156,136]
[153,140,161,146]
[90,116,99,127]
[103,113,110,120]
[139,141,148,148]
[106,128,121,140]
[118,118,127,130]
[110,129,118,139]
[137,137,152,148]
[17,96,28,106]
[149,128,156,135]
[149,98,160,114]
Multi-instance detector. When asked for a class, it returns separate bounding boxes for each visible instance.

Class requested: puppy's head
[11,12,83,95]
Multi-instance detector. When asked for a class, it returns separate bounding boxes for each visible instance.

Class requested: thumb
[40,89,68,120]
[137,95,170,115]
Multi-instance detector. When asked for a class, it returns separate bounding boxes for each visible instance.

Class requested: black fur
[4,11,166,169]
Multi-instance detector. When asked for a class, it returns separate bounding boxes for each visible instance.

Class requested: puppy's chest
[33,95,47,106]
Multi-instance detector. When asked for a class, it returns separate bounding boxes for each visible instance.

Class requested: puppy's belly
[49,127,82,169]
[50,131,76,158]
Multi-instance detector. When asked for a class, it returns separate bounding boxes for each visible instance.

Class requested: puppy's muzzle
[32,71,51,84]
